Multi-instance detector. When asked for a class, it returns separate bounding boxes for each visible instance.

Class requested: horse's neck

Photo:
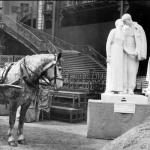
[25,54,55,74]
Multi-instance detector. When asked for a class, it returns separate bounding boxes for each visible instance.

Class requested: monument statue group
[105,13,147,95]
[86,13,150,139]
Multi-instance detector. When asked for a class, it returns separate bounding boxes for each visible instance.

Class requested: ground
[0,116,108,150]
[102,117,150,150]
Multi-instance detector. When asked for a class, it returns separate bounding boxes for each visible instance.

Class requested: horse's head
[42,53,63,90]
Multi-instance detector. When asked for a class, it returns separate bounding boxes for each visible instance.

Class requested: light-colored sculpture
[105,19,124,93]
[87,14,148,140]
[122,14,147,94]
[105,14,147,94]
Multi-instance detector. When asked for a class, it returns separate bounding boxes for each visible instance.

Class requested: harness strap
[0,63,14,84]
[20,58,39,88]
[20,57,63,88]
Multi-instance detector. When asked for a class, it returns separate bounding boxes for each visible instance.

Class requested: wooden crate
[50,106,86,123]
[51,90,88,109]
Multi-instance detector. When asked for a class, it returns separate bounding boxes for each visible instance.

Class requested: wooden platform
[50,106,86,123]
[51,90,88,108]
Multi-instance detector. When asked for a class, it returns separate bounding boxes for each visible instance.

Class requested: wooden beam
[52,1,56,42]
[120,0,124,17]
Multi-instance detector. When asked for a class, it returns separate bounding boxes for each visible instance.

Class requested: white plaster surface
[87,99,150,139]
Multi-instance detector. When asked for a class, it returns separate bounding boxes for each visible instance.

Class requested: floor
[0,116,108,150]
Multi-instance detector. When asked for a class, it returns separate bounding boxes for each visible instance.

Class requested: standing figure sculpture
[122,14,147,94]
[105,19,124,93]
[105,14,147,94]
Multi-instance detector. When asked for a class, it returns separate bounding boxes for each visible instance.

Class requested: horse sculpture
[0,53,63,146]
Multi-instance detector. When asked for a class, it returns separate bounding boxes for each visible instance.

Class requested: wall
[47,21,115,57]
[3,1,38,21]
[3,33,33,55]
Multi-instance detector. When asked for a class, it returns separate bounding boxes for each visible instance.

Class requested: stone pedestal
[101,93,148,104]
[87,94,150,139]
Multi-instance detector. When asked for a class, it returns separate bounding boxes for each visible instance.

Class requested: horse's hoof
[8,141,18,147]
[18,139,26,145]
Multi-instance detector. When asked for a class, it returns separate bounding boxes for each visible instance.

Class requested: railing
[0,55,13,66]
[62,0,118,8]
[0,55,24,64]
[20,22,59,53]
[4,17,106,69]
[73,45,106,70]
[63,0,98,7]
[19,24,106,69]
[62,71,106,94]
[3,25,39,54]
[21,23,75,51]
[0,55,24,67]
[2,15,57,54]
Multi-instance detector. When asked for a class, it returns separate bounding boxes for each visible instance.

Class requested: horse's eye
[58,67,62,71]
[41,71,46,76]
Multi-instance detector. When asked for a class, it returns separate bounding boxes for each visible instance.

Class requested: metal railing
[20,22,59,53]
[2,15,57,54]
[63,0,98,7]
[62,71,106,93]
[19,24,106,69]
[21,23,75,51]
[62,0,118,8]
[2,15,106,69]
[72,45,106,69]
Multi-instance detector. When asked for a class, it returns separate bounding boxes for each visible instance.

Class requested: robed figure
[105,14,147,94]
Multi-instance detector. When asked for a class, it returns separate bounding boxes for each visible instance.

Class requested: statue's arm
[134,23,147,60]
[140,25,147,60]
[106,29,115,63]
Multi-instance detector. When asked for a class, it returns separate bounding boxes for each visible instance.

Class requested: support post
[120,0,124,17]
[52,1,56,42]
[31,1,34,28]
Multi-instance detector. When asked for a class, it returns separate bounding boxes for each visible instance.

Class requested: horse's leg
[8,100,18,146]
[17,101,31,144]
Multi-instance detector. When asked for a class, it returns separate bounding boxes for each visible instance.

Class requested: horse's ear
[57,53,62,60]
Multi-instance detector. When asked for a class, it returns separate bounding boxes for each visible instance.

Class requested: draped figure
[105,19,124,92]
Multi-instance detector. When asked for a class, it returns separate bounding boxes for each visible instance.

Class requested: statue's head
[122,13,133,26]
[115,19,124,29]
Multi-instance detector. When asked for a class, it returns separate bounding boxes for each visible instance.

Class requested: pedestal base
[101,93,148,104]
[87,94,150,139]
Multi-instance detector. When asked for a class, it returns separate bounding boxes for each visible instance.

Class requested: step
[51,106,85,123]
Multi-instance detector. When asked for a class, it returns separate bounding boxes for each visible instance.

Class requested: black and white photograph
[0,0,150,150]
